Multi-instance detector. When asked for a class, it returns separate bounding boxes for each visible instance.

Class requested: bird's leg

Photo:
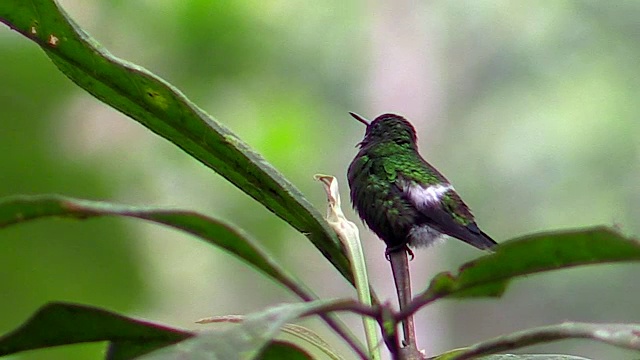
[388,248,418,350]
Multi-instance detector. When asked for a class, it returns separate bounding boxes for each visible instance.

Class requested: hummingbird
[347,112,497,257]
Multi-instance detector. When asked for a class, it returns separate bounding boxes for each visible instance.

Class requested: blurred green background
[1,1,639,359]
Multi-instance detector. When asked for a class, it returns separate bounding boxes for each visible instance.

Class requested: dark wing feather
[398,177,497,250]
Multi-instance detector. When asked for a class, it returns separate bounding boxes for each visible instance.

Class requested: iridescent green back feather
[348,113,497,251]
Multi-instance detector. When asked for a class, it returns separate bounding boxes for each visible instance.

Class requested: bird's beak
[349,112,370,126]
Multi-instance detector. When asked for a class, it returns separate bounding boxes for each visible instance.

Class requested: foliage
[1,1,639,359]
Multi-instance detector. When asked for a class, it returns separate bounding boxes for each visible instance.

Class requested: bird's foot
[406,246,414,260]
[385,245,414,261]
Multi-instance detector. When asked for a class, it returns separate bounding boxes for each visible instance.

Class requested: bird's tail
[477,230,498,252]
[465,222,498,251]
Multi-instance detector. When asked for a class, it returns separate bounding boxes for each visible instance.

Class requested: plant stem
[389,250,417,349]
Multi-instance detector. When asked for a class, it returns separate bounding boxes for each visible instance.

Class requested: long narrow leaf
[0,302,192,359]
[0,194,367,357]
[0,301,331,360]
[0,195,308,300]
[415,227,640,304]
[0,0,352,285]
[138,300,338,360]
[439,322,640,360]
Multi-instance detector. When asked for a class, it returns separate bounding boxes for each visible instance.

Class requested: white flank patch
[403,182,453,209]
[408,225,446,248]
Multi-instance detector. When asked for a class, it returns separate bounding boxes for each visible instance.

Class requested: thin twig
[388,250,417,348]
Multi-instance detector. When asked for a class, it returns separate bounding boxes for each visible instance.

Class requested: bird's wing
[397,175,496,250]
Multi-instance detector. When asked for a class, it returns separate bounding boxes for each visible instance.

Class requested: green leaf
[0,0,352,286]
[258,341,313,360]
[278,324,344,360]
[137,300,336,360]
[315,175,380,360]
[419,227,640,302]
[0,194,311,300]
[441,355,592,360]
[436,322,640,360]
[197,316,344,360]
[0,301,348,360]
[0,302,192,359]
[0,195,367,358]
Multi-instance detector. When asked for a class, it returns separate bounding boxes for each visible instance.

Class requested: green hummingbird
[347,112,497,256]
